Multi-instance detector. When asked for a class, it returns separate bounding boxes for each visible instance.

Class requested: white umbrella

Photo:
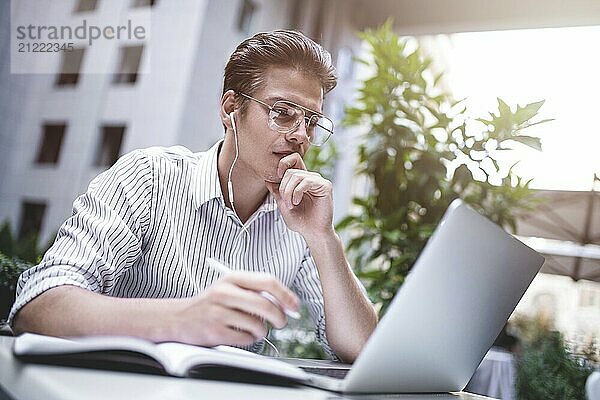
[515,176,600,282]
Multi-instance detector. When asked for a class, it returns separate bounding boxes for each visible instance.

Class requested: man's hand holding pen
[171,267,300,348]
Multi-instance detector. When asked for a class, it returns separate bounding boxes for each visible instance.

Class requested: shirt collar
[260,192,278,213]
[193,140,224,208]
[193,140,278,213]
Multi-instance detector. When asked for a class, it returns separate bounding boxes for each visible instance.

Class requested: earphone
[227,112,239,208]
[226,111,280,356]
[226,112,252,255]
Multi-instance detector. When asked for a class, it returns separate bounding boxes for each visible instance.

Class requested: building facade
[0,0,361,244]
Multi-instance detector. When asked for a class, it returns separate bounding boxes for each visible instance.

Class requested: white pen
[205,257,300,320]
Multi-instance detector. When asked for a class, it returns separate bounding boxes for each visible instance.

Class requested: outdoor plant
[303,139,339,181]
[0,253,32,322]
[337,20,550,315]
[0,221,46,322]
[266,305,327,359]
[0,221,51,264]
[513,313,595,400]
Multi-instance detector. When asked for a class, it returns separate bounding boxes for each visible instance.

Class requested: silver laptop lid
[343,199,544,393]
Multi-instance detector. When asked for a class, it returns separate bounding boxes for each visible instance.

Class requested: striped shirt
[10,141,350,358]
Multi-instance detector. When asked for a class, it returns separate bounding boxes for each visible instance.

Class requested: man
[10,30,377,362]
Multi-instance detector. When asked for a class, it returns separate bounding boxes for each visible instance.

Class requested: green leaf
[357,269,386,280]
[352,197,372,208]
[433,71,444,87]
[497,98,511,116]
[522,118,555,129]
[335,215,358,231]
[514,100,545,125]
[502,135,542,151]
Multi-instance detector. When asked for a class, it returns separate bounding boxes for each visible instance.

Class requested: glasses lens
[269,102,303,132]
[307,115,334,146]
[268,101,334,146]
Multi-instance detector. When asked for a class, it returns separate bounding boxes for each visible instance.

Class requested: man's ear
[220,90,236,131]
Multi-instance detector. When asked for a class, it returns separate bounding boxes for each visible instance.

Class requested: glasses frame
[237,92,334,146]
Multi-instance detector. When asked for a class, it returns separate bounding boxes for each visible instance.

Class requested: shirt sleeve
[291,246,370,361]
[7,150,153,326]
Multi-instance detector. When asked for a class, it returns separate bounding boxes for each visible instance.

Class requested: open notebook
[13,333,311,384]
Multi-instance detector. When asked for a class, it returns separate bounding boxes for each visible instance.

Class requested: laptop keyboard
[300,367,350,379]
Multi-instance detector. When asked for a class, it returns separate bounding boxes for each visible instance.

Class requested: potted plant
[513,313,596,399]
[0,222,41,322]
[338,20,550,315]
[0,253,31,322]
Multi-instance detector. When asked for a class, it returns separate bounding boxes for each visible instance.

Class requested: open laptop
[285,198,544,393]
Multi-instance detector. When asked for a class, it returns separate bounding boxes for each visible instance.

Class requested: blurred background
[1,1,600,398]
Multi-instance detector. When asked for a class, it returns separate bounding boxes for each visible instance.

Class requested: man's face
[234,67,324,184]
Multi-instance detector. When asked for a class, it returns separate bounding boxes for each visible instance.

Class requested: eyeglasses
[238,92,334,146]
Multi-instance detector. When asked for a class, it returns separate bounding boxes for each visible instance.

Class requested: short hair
[223,30,337,111]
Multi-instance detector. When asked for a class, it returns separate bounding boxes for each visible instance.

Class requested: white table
[0,336,496,400]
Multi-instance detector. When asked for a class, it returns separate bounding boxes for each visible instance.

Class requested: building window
[579,287,600,308]
[237,0,257,35]
[131,0,156,7]
[113,45,144,85]
[55,48,85,86]
[289,0,302,30]
[94,125,126,167]
[18,201,47,241]
[35,123,67,165]
[311,0,325,42]
[74,0,98,13]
